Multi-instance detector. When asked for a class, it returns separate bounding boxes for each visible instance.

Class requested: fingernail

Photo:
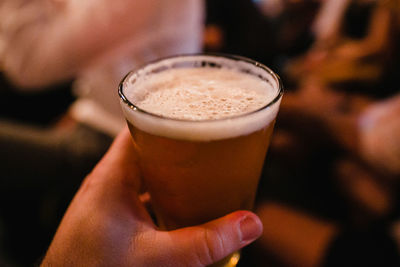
[239,215,262,243]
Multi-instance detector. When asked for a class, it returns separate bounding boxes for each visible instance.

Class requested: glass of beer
[119,54,283,267]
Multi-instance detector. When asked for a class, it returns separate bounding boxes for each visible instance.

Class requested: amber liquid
[128,121,275,230]
[127,120,274,266]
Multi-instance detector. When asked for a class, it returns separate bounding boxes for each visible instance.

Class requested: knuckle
[195,228,225,266]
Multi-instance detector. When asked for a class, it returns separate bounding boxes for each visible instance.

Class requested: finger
[97,126,139,175]
[85,126,141,193]
[78,127,154,225]
[157,211,263,267]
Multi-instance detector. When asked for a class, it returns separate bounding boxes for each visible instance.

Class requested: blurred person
[256,86,400,267]
[283,0,353,74]
[278,0,400,218]
[0,0,204,265]
[0,0,203,136]
[0,0,204,175]
[40,127,264,267]
[280,0,399,216]
[254,1,400,266]
[255,92,400,267]
[311,0,351,48]
[286,0,399,98]
[0,0,204,182]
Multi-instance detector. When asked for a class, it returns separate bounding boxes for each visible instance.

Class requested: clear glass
[119,54,283,267]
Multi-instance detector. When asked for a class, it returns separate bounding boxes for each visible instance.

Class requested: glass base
[209,251,240,267]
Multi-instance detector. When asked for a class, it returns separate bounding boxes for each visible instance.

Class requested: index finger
[85,126,141,193]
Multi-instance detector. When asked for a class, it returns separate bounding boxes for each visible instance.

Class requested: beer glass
[119,54,283,267]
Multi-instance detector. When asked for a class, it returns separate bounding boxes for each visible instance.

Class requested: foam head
[119,55,283,141]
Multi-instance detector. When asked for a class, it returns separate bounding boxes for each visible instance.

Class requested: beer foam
[121,56,282,141]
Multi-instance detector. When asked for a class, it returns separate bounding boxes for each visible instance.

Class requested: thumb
[163,211,263,267]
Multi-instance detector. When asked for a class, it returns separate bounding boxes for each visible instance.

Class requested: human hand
[284,49,329,81]
[333,41,364,60]
[41,127,263,267]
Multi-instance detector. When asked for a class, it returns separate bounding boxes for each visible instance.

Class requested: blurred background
[1,0,400,266]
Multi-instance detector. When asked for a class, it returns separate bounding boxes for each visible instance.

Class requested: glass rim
[118,53,284,123]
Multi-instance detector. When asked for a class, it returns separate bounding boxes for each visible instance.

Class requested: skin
[41,127,263,267]
[287,0,393,83]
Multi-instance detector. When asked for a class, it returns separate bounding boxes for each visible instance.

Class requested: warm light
[227,252,240,266]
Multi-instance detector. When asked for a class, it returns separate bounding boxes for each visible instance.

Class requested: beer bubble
[122,59,281,141]
[127,67,276,121]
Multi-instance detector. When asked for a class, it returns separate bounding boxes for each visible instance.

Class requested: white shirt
[0,0,204,136]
